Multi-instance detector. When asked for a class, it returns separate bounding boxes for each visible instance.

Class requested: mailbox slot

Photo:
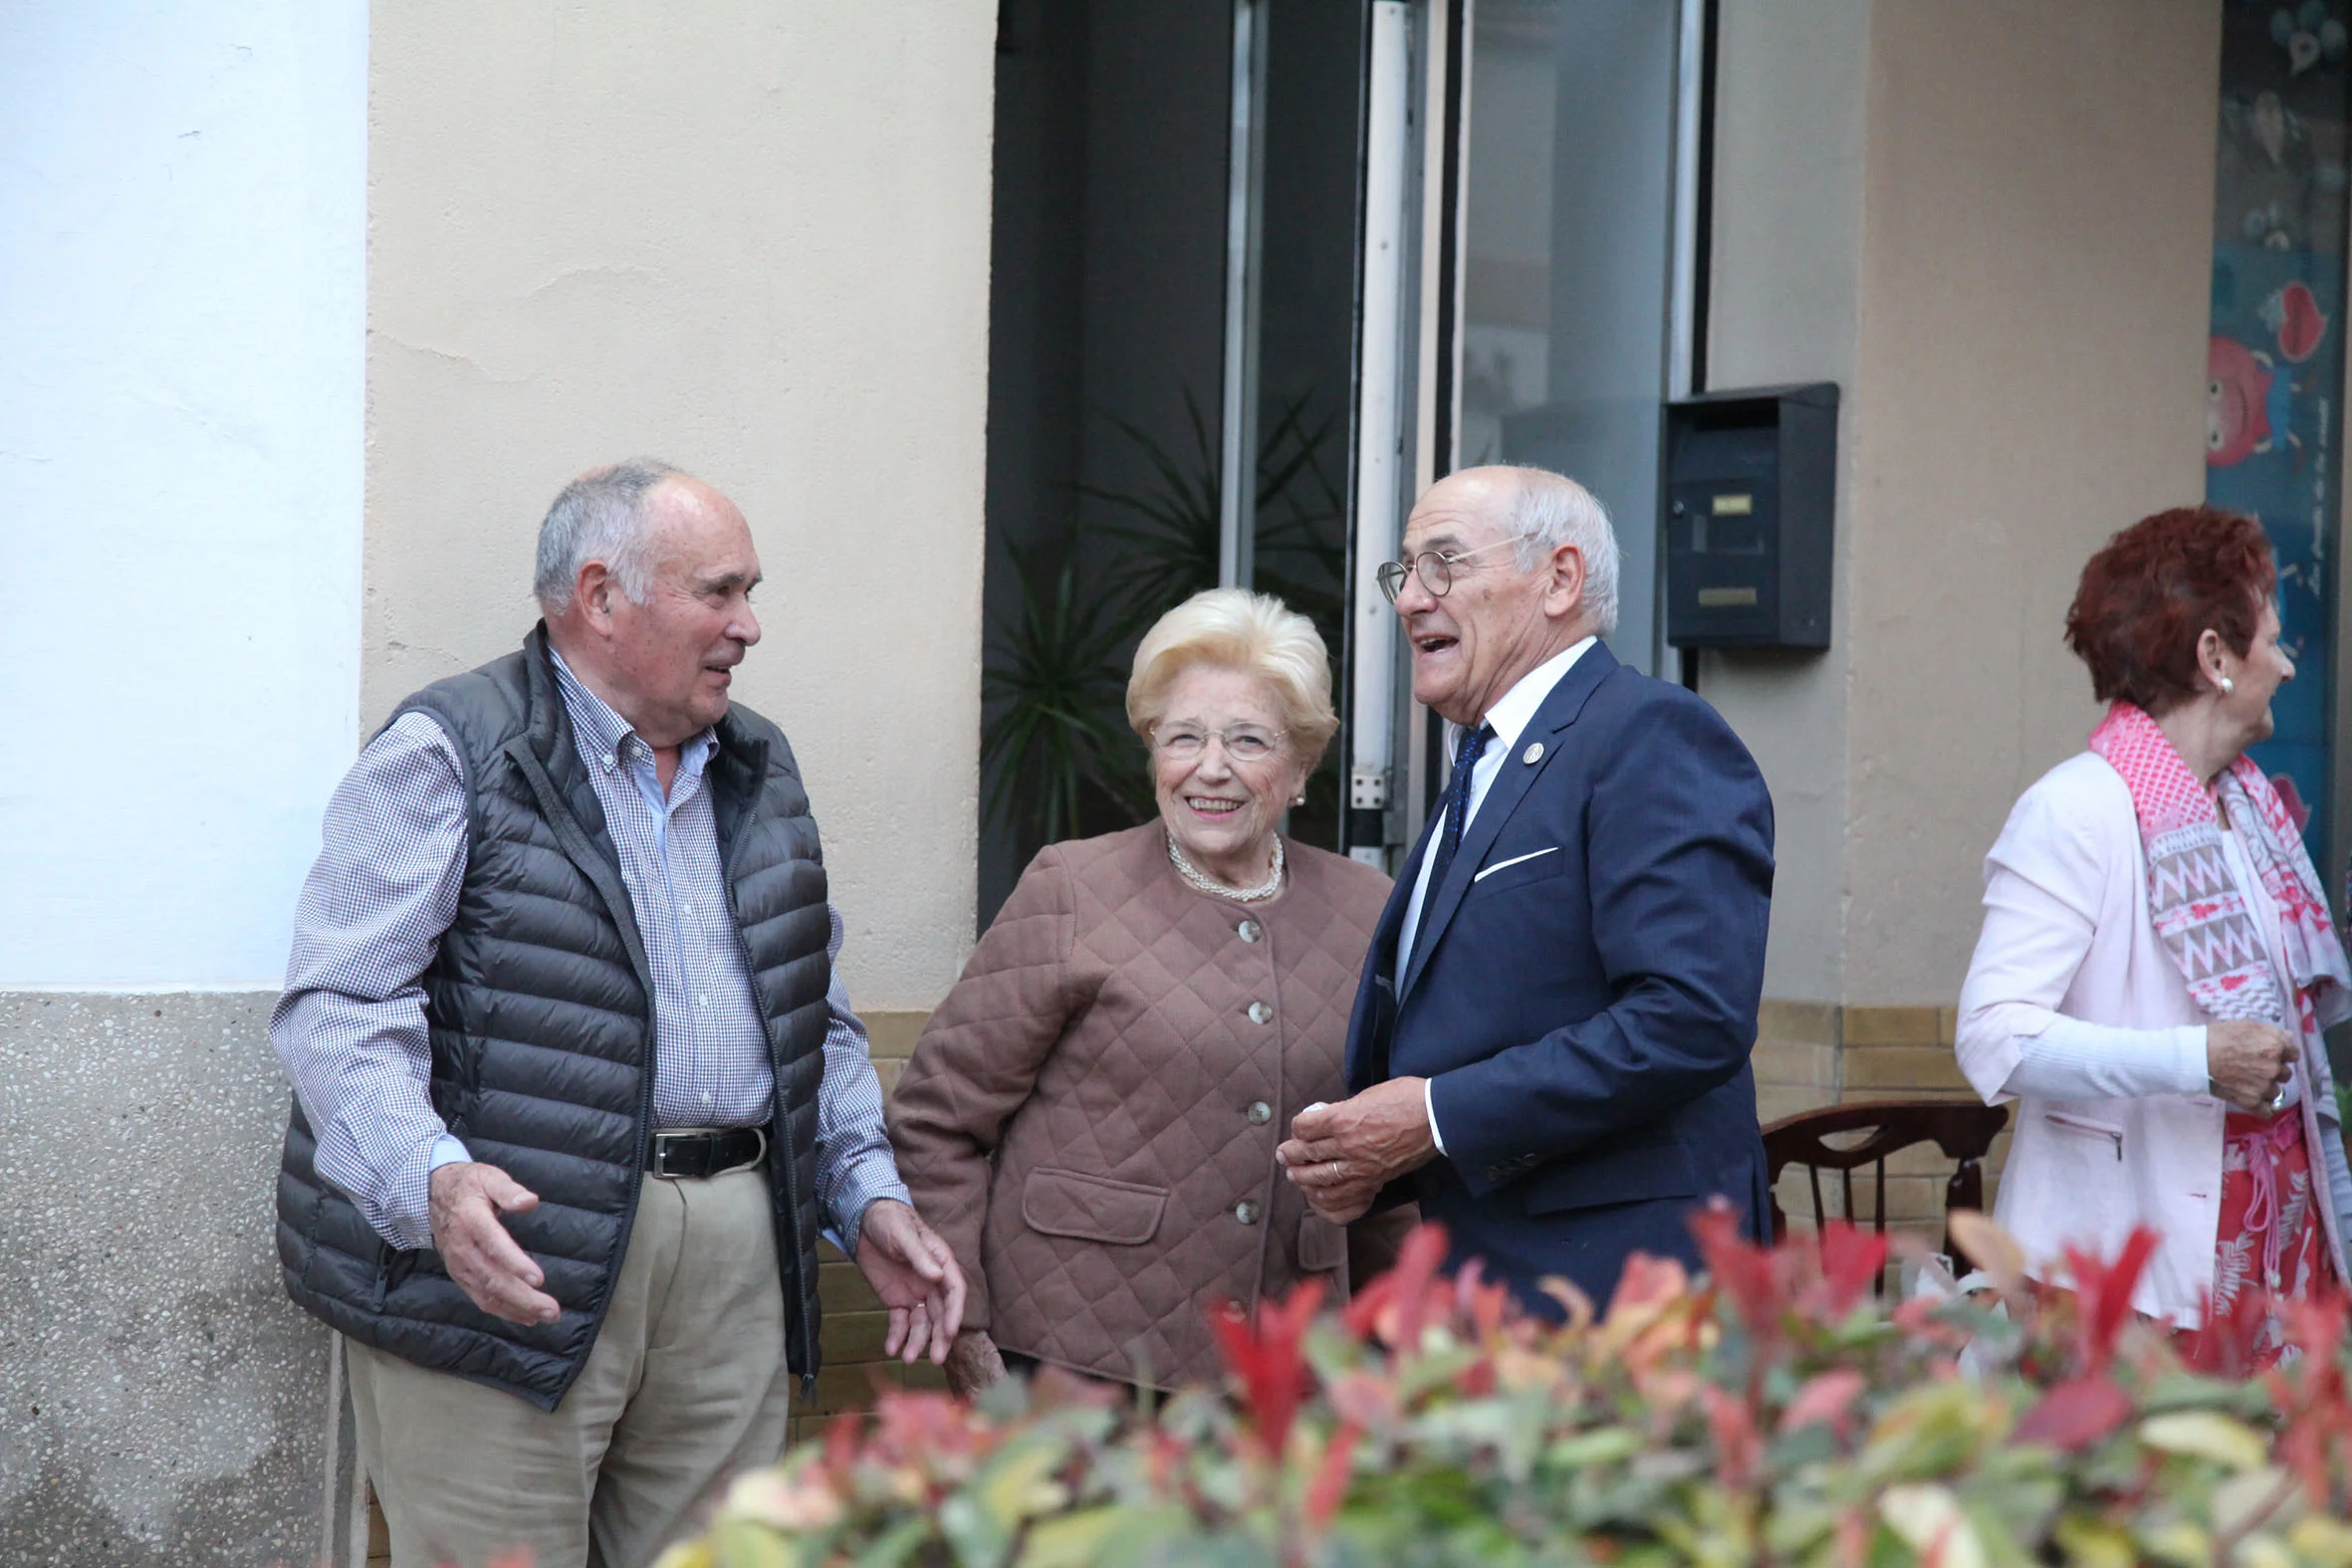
[1664,382,1836,650]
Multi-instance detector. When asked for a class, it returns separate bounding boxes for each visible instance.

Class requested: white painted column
[0,2,367,989]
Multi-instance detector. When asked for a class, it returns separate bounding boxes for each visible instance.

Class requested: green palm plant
[1074,386,1348,639]
[981,543,1154,846]
[1072,389,1221,616]
[981,385,1352,856]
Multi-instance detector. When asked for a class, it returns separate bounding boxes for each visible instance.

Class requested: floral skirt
[2185,1109,2334,1370]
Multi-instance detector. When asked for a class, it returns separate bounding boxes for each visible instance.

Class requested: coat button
[1238,919,1262,944]
[1221,1298,1248,1321]
[1246,1100,1273,1125]
[1247,1002,1273,1024]
[1234,1200,1262,1226]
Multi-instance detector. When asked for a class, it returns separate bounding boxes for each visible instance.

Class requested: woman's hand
[944,1329,1008,1399]
[2207,1018,2298,1112]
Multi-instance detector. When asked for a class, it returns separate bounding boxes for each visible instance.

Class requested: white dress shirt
[1397,636,1595,1151]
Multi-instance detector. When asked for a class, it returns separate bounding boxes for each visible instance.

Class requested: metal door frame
[1346,0,1716,847]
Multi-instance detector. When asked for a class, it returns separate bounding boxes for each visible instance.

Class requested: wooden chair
[1762,1100,2009,1283]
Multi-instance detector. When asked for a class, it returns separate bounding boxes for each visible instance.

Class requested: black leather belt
[647,1126,767,1180]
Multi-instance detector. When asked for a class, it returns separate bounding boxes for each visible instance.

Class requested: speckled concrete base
[0,992,328,1566]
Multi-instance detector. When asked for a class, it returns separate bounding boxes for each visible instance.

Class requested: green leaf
[1758,1493,1837,1559]
[1393,1344,1484,1404]
[1877,1484,1987,1568]
[2132,1517,2211,1568]
[1016,1505,1125,1568]
[1858,1380,1999,1483]
[2210,1465,2300,1539]
[1542,1427,1641,1471]
[847,1517,936,1568]
[2050,1512,2136,1568]
[2138,1369,2276,1420]
[2137,1410,2269,1473]
[939,1434,1075,1568]
[708,1519,801,1568]
[2287,1513,2352,1568]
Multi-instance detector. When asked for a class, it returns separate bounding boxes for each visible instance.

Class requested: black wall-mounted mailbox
[1663,382,1837,650]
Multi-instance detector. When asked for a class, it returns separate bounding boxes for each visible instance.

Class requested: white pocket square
[1474,846,1559,882]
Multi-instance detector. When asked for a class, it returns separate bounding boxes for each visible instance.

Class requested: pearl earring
[1293,794,1306,805]
[2222,676,2235,695]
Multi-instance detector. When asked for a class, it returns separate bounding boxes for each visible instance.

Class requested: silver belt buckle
[650,1131,686,1181]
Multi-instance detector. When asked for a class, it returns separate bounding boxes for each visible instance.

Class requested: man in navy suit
[1278,465,1774,1313]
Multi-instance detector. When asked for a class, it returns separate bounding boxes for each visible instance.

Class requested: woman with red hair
[1956,506,2352,1356]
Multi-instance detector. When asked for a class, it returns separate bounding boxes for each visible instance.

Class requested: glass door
[978,0,1374,921]
[1354,0,1705,840]
[1455,0,1690,679]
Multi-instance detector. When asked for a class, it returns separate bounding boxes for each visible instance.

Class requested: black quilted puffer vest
[276,625,832,1410]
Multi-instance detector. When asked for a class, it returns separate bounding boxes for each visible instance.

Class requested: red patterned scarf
[2087,702,2351,1031]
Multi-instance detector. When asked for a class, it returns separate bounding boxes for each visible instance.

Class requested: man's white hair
[1503,466,1619,637]
[533,458,684,612]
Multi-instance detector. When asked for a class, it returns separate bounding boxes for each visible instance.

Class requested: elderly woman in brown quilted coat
[888,588,1411,1395]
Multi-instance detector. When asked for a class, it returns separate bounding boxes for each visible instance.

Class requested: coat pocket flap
[1022,1167,1170,1245]
[1518,1140,1701,1216]
[1297,1212,1347,1274]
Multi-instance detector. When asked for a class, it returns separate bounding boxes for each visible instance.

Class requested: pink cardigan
[1956,752,2352,1327]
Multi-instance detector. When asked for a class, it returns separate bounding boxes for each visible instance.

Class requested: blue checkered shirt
[270,651,908,1255]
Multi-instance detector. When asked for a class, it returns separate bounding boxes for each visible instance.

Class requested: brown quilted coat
[887,822,1411,1389]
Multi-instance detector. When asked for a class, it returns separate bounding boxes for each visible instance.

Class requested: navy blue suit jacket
[1344,641,1775,1313]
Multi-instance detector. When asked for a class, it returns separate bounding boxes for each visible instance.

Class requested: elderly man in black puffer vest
[271,461,965,1568]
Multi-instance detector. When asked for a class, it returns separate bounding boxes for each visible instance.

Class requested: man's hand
[944,1329,1009,1400]
[853,1198,968,1366]
[429,1162,561,1326]
[2208,1018,2298,1114]
[1278,1077,1437,1226]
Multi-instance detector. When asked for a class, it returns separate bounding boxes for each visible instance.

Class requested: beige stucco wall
[364,2,998,1007]
[1703,0,1873,1006]
[1709,0,2218,1008]
[1842,0,2217,1004]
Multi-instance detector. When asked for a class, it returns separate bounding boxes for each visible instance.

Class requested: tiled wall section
[1755,1001,2011,1252]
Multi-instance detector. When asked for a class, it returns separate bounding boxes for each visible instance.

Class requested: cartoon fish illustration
[2209,335,2275,466]
[2262,279,2329,362]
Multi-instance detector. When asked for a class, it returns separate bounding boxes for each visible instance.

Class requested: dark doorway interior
[980,0,1367,925]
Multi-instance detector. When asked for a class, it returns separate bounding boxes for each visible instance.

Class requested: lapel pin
[1523,742,1544,766]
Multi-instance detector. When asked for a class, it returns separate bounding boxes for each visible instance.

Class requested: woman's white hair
[1126,587,1339,766]
[1504,466,1619,637]
[533,458,682,612]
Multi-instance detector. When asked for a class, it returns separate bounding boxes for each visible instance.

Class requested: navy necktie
[1422,721,1495,910]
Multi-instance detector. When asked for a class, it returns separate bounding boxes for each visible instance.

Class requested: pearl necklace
[1168,834,1286,903]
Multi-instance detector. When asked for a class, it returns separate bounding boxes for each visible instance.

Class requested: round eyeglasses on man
[1373,533,1538,603]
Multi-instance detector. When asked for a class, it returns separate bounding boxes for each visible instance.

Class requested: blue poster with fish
[2207,1,2352,850]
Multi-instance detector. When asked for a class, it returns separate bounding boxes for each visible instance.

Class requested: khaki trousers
[347,1166,794,1568]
